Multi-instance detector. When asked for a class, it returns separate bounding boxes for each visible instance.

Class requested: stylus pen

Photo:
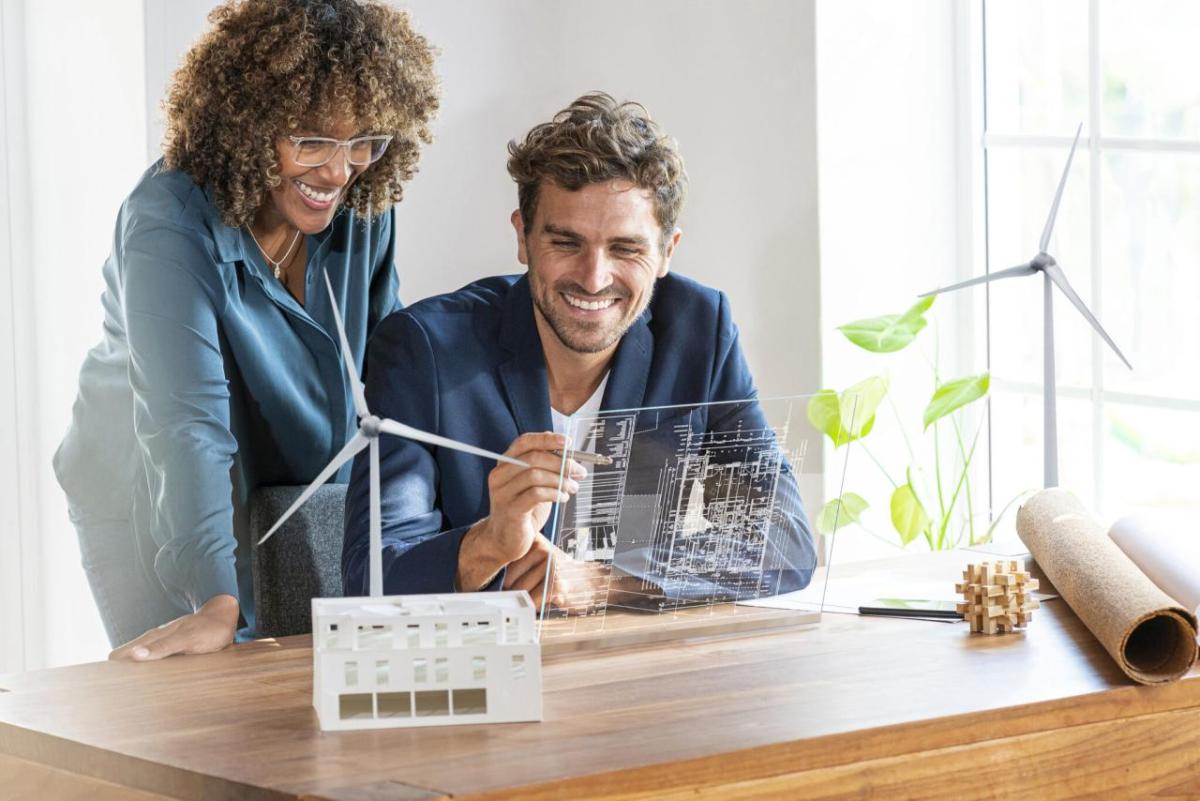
[555,449,613,466]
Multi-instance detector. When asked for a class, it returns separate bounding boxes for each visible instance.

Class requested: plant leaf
[807,390,850,447]
[840,375,888,438]
[816,493,869,535]
[923,373,990,430]
[890,482,932,547]
[837,296,935,353]
[807,377,888,447]
[898,295,935,324]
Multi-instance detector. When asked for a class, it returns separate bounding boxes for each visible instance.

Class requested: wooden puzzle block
[957,560,1039,635]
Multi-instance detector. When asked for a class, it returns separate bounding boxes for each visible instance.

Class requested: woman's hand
[109,594,239,661]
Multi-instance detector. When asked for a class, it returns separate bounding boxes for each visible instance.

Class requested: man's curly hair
[507,92,688,248]
[162,0,440,228]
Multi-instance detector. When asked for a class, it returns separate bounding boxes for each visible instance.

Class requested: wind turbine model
[258,272,529,598]
[920,123,1132,488]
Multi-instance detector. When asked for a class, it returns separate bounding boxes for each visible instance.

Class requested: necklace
[246,225,301,280]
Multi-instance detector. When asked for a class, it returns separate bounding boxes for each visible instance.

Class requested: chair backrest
[250,484,347,638]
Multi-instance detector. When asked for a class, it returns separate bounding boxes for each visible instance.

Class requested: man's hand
[504,534,611,615]
[109,594,239,661]
[457,432,586,591]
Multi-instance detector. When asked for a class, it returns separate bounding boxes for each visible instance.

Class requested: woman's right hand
[109,594,239,661]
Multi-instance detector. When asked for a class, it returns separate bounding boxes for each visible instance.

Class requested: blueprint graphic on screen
[538,395,837,639]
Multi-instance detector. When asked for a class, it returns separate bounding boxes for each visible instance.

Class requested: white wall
[143,0,212,162]
[145,0,822,404]
[0,0,822,667]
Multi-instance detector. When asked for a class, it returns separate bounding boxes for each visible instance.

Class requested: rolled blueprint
[1016,489,1197,685]
[1110,514,1200,620]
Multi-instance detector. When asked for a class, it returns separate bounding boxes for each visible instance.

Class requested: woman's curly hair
[162,0,440,228]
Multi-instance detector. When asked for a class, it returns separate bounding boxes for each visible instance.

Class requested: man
[344,93,814,608]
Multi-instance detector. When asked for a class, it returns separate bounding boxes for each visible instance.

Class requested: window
[462,619,497,646]
[981,1,1200,519]
[377,692,412,719]
[339,693,373,720]
[816,1,983,562]
[452,688,487,716]
[1,0,147,672]
[414,690,450,717]
[321,623,339,649]
[356,624,391,649]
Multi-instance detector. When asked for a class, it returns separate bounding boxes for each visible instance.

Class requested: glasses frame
[287,134,394,168]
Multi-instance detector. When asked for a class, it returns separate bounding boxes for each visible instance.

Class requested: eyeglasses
[287,134,393,168]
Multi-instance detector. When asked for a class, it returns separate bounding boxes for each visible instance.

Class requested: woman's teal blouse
[54,162,400,630]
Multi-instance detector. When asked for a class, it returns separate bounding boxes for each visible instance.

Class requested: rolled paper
[1110,514,1200,621]
[1016,489,1197,685]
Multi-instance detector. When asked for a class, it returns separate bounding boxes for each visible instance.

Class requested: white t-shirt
[550,373,610,438]
[550,373,609,560]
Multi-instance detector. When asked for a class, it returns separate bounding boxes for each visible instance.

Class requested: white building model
[258,274,544,732]
[312,590,542,730]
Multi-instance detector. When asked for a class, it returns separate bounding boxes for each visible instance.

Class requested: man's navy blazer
[343,272,815,597]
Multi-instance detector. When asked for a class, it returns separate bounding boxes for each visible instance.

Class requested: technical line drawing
[541,398,818,637]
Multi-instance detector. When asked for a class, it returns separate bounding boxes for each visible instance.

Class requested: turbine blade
[919,264,1037,298]
[1038,122,1084,254]
[323,271,369,419]
[257,431,369,545]
[1044,263,1133,370]
[377,418,531,468]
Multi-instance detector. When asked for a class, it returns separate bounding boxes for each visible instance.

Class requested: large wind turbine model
[920,123,1132,488]
[258,273,530,598]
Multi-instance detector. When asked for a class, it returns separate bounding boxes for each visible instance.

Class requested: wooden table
[3,552,1199,800]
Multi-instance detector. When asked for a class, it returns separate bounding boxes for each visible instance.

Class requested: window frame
[976,0,1200,519]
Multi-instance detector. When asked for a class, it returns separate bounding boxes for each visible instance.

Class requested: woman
[53,0,439,660]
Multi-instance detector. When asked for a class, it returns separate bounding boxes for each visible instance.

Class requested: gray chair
[250,484,347,638]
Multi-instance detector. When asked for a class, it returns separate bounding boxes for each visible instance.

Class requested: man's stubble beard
[529,268,653,355]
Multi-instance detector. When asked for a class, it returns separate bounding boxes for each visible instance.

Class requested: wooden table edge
[452,676,1200,801]
[3,674,1197,801]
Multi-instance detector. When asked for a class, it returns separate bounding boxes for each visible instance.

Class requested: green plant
[810,297,1017,550]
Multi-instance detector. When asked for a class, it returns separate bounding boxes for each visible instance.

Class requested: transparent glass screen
[535,394,852,646]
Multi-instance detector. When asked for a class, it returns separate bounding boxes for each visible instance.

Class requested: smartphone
[858,598,963,619]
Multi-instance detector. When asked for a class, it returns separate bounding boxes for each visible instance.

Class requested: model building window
[357,624,391,649]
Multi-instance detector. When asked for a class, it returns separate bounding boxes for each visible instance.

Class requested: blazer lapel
[497,277,554,434]
[601,307,653,412]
